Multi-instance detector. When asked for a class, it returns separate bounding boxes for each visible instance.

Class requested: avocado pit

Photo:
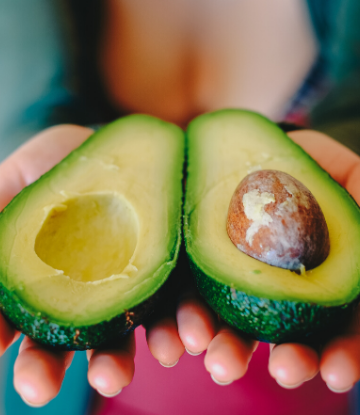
[227,170,330,271]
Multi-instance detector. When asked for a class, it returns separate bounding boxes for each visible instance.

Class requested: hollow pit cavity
[35,194,138,283]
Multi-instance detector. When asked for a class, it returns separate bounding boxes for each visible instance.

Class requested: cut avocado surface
[0,115,184,349]
[184,109,360,343]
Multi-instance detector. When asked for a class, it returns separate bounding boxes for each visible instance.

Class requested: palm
[1,126,360,406]
[148,129,360,392]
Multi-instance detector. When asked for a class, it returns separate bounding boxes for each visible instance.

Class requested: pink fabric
[97,326,348,415]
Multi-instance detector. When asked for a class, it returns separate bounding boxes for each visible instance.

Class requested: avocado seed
[226,170,330,271]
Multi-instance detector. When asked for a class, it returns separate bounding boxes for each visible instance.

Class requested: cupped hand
[3,126,360,404]
[269,130,360,393]
[0,125,135,406]
[146,129,360,393]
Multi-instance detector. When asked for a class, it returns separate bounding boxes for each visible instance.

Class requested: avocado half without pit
[184,109,360,343]
[0,115,184,350]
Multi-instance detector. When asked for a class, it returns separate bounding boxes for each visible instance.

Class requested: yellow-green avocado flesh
[0,115,184,349]
[184,109,360,343]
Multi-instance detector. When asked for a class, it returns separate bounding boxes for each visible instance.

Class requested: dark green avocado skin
[0,267,179,350]
[189,257,357,344]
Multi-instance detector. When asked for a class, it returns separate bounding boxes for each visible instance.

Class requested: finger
[0,314,21,356]
[0,159,26,211]
[341,162,360,206]
[146,316,185,367]
[268,343,319,389]
[288,130,360,193]
[204,327,257,385]
[176,294,217,355]
[320,334,360,393]
[6,124,94,186]
[14,337,74,407]
[87,332,135,397]
[0,125,94,209]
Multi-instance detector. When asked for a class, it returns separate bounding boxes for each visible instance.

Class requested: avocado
[0,115,184,350]
[184,109,360,343]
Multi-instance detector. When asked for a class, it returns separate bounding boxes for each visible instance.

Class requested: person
[1,0,360,413]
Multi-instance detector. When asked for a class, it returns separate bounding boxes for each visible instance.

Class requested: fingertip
[269,343,319,387]
[20,394,50,408]
[14,347,65,405]
[177,296,217,355]
[17,383,49,407]
[88,350,134,396]
[205,328,254,383]
[146,317,185,366]
[320,335,360,392]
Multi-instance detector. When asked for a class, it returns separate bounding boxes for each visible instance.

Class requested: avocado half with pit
[0,115,184,350]
[184,109,360,343]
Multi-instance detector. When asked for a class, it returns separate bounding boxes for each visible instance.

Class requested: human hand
[145,129,360,393]
[0,125,136,406]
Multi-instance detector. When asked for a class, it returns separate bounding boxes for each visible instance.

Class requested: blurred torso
[99,0,317,126]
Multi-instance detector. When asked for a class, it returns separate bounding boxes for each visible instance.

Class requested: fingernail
[326,383,353,394]
[159,359,179,368]
[185,347,202,356]
[210,374,233,386]
[276,379,303,389]
[96,389,122,398]
[20,395,48,408]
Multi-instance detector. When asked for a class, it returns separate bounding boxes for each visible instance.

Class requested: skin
[100,0,316,124]
[1,127,360,405]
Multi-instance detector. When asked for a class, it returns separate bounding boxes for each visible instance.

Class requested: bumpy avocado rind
[0,115,184,350]
[189,258,356,343]
[184,109,360,343]
[0,264,180,350]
